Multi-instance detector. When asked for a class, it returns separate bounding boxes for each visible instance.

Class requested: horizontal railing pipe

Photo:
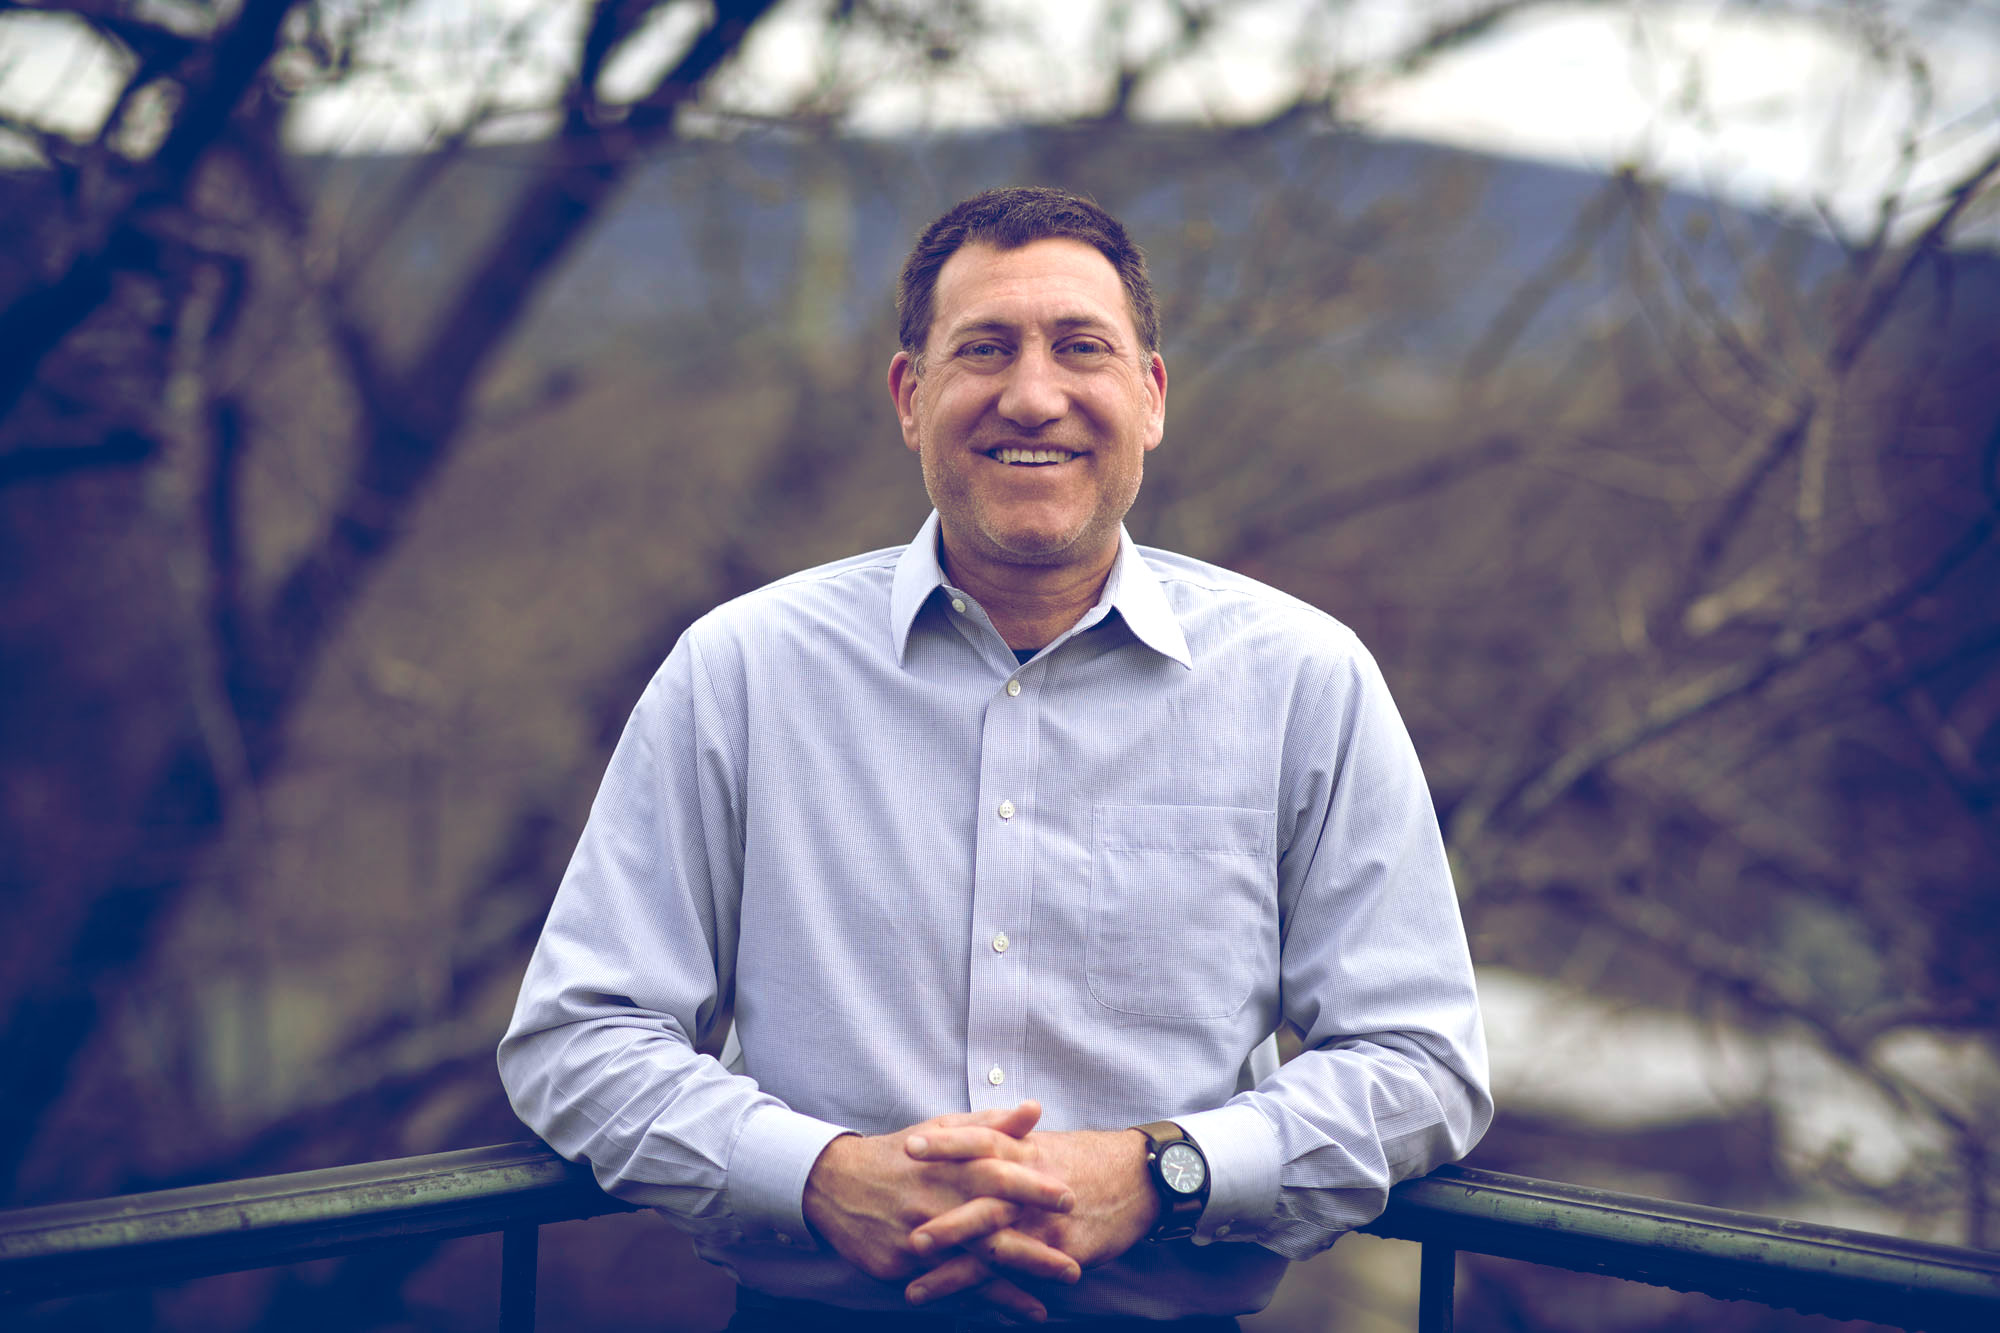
[1360,1164,2000,1330]
[4,1142,1997,1331]
[0,1141,634,1303]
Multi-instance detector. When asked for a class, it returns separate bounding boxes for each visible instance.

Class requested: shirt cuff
[1175,1103,1281,1244]
[725,1102,852,1250]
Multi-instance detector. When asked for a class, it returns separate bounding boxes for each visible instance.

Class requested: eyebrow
[944,314,1117,341]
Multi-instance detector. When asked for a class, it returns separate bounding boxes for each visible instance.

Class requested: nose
[996,345,1066,429]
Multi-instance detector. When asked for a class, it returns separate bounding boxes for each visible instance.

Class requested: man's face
[889,238,1167,582]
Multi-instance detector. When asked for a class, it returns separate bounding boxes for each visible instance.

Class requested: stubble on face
[906,375,1149,571]
[893,239,1166,588]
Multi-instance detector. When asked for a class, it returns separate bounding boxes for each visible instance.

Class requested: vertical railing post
[499,1224,539,1333]
[1417,1242,1455,1333]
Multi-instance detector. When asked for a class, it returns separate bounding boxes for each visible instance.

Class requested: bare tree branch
[0,0,295,421]
[1453,503,1996,847]
[1461,173,1629,384]
[1832,141,2000,374]
[0,0,201,68]
[0,429,156,485]
[1218,433,1532,567]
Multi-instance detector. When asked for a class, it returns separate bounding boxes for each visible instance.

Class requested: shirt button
[997,799,1015,820]
[951,597,966,613]
[1216,1224,1231,1237]
[1006,679,1021,697]
[987,1066,1005,1086]
[991,932,1009,953]
[775,1233,793,1246]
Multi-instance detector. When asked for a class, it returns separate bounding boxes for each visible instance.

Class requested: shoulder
[676,542,904,674]
[1137,549,1415,775]
[1136,544,1368,669]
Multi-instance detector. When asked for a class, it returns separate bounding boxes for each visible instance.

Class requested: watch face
[1159,1141,1206,1194]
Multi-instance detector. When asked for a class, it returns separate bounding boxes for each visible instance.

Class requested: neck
[940,534,1118,654]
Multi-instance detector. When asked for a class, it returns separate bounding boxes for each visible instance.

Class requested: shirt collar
[890,512,1193,670]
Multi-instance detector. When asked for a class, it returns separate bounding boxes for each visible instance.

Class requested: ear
[1143,351,1168,451]
[888,351,922,454]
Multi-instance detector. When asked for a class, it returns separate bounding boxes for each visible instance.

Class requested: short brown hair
[896,187,1160,359]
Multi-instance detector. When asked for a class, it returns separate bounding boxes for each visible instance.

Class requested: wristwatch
[1134,1120,1209,1241]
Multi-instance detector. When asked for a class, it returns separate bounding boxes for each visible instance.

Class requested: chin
[987,529,1102,568]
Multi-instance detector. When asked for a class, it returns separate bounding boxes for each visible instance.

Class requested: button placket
[966,631,1039,1110]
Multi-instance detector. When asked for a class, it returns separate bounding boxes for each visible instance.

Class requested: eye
[1060,337,1111,357]
[959,340,1008,360]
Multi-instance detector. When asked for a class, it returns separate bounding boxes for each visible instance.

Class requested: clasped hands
[801,1100,1159,1323]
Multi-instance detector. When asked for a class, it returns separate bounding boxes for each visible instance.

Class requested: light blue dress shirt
[499,513,1490,1319]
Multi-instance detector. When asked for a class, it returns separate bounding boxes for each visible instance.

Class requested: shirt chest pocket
[1086,803,1277,1019]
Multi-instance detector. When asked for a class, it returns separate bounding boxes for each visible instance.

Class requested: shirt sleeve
[1182,638,1493,1259]
[496,630,848,1249]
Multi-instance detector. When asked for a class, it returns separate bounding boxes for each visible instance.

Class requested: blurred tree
[1178,150,2000,1250]
[0,0,806,1203]
[0,1,1996,1329]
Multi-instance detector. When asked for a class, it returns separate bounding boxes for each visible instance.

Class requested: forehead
[928,238,1135,344]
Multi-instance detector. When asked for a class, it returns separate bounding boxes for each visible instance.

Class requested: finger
[972,1277,1050,1324]
[972,1226,1082,1285]
[986,1099,1042,1139]
[905,1252,992,1306]
[905,1125,1033,1162]
[910,1197,1020,1255]
[928,1100,1040,1137]
[960,1158,1074,1212]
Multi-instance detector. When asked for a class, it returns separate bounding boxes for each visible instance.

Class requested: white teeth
[992,448,1075,465]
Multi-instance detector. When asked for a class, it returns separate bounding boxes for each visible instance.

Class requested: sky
[1,0,1996,242]
[1342,1,2000,244]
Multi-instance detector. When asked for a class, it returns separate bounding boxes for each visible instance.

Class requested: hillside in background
[293,124,2000,399]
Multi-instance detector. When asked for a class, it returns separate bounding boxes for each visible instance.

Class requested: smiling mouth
[988,447,1079,466]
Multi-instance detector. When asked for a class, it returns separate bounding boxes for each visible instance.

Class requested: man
[499,187,1490,1329]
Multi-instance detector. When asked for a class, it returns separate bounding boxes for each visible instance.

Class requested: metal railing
[3,1142,1996,1330]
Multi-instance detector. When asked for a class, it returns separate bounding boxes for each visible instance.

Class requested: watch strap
[1134,1120,1209,1242]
